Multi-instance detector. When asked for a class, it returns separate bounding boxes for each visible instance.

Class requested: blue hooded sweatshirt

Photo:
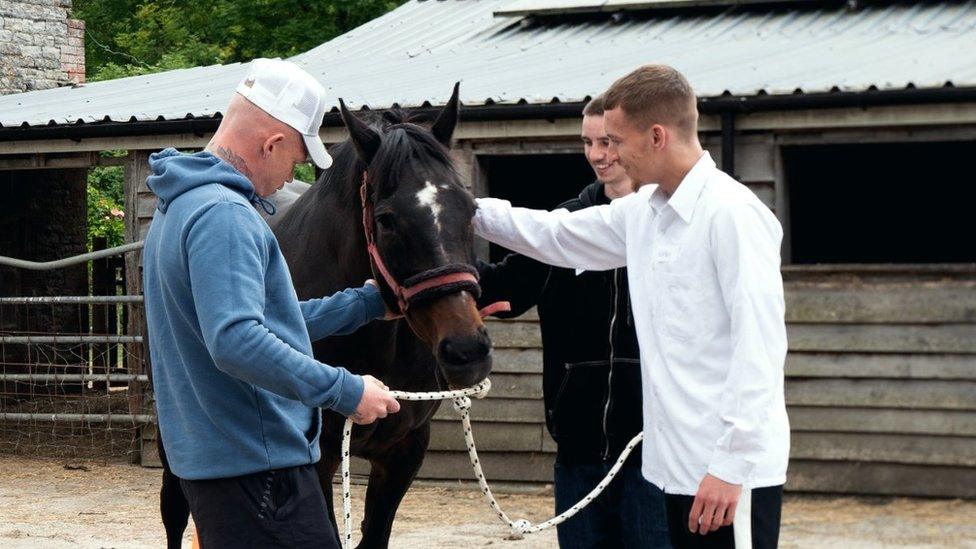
[142,148,384,480]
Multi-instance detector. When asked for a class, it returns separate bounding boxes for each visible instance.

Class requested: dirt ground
[1,457,974,548]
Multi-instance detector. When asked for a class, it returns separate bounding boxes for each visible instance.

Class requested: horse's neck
[277,185,372,298]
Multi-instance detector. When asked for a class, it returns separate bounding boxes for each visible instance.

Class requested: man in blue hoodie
[143,58,400,548]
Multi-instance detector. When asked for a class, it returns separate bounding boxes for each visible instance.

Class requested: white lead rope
[340,378,643,548]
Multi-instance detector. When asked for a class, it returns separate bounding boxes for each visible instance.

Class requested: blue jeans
[554,461,670,548]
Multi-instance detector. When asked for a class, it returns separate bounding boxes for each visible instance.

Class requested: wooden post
[123,150,157,465]
[454,142,490,261]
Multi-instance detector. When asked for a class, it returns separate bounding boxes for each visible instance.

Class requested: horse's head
[339,85,492,388]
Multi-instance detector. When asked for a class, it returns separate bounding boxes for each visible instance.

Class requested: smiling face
[581,114,628,187]
[603,106,661,188]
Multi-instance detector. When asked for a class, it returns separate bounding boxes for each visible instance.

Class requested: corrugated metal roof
[2,0,974,129]
[494,0,796,17]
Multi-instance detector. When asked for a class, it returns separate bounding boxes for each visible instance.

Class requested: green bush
[87,152,127,250]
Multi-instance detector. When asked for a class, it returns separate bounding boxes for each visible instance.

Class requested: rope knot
[473,378,491,400]
[452,396,471,413]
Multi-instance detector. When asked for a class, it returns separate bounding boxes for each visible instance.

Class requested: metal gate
[0,242,152,461]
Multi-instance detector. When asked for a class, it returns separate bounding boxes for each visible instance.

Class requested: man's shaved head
[207,94,310,197]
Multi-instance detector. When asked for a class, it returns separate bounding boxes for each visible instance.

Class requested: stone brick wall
[0,0,85,95]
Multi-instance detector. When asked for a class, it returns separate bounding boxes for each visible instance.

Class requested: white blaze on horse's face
[416,181,443,231]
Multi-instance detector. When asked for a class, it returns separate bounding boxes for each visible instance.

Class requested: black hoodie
[477,181,643,466]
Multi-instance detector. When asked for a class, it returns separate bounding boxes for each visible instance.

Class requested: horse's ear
[431,82,460,147]
[339,98,381,165]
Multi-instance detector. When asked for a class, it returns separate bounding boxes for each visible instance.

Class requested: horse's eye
[375,213,396,231]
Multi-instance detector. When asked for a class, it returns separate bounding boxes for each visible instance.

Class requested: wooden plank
[736,102,976,132]
[491,349,543,374]
[138,217,153,240]
[773,145,791,264]
[483,373,542,399]
[708,137,775,184]
[0,133,210,155]
[775,126,976,146]
[736,139,776,183]
[787,324,976,354]
[786,460,976,498]
[455,118,584,141]
[418,451,555,483]
[791,432,976,467]
[429,420,544,452]
[788,406,976,437]
[785,284,976,324]
[415,449,976,494]
[541,433,558,453]
[786,379,976,410]
[433,397,542,423]
[471,139,584,156]
[139,421,162,468]
[136,194,157,218]
[0,151,119,170]
[492,320,976,353]
[488,321,542,349]
[785,353,976,380]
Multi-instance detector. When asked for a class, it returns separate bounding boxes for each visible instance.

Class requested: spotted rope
[340,378,643,548]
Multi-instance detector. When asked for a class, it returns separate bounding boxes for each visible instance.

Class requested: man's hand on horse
[365,279,404,320]
[688,473,741,535]
[350,375,400,425]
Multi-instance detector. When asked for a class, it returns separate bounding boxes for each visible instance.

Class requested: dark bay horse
[157,85,493,549]
[274,87,493,547]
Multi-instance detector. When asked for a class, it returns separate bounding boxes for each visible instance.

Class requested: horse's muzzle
[437,327,493,387]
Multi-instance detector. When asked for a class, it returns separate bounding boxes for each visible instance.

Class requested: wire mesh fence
[0,250,152,462]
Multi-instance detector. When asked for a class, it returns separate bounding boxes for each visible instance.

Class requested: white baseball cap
[235,58,333,169]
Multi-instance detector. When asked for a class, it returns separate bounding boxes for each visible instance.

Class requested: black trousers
[665,485,783,549]
[179,464,338,549]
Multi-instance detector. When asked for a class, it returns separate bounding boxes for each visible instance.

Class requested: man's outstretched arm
[474,196,630,271]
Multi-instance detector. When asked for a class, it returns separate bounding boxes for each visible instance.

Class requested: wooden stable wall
[413,130,976,498]
[417,270,976,498]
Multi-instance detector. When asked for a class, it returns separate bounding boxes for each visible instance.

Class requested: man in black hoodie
[477,96,669,548]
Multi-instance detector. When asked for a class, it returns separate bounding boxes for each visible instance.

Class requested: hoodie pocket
[306,408,322,454]
[551,361,609,443]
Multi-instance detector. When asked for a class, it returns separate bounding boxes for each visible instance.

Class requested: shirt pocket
[657,272,707,343]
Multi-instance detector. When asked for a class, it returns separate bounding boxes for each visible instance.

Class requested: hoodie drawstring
[251,194,277,216]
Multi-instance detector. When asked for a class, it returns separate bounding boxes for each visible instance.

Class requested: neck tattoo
[214,145,252,178]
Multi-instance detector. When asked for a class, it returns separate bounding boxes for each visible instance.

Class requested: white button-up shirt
[474,152,789,495]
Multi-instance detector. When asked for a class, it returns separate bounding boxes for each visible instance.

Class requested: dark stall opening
[784,141,975,265]
[482,153,594,262]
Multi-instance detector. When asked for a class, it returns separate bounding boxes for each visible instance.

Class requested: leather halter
[360,172,510,317]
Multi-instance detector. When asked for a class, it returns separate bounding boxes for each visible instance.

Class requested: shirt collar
[649,151,715,224]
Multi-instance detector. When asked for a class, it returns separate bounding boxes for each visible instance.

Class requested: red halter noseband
[360,172,510,317]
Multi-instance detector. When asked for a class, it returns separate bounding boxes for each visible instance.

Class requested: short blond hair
[604,65,698,136]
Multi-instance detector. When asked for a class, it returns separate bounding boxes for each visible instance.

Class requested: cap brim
[303,134,333,169]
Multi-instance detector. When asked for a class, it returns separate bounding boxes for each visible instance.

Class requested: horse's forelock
[305,111,458,208]
[369,124,456,199]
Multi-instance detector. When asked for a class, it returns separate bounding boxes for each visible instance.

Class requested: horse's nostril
[439,336,490,365]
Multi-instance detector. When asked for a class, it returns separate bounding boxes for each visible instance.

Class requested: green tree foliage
[73,0,406,81]
[72,0,407,248]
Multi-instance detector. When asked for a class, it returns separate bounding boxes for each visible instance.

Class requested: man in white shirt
[473,65,790,548]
